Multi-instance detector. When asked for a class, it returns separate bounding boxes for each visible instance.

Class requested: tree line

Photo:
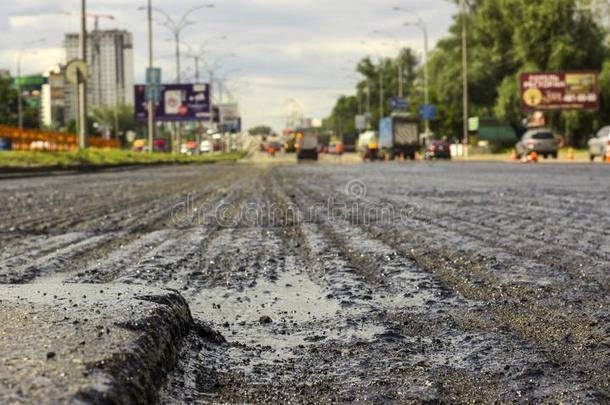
[325,0,610,147]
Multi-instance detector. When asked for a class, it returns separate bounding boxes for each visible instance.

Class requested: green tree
[428,0,607,145]
[248,125,272,135]
[0,76,40,129]
[326,48,420,132]
[90,104,137,137]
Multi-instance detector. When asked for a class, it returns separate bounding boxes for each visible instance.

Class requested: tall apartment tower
[64,30,134,121]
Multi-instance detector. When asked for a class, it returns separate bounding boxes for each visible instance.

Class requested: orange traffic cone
[510,149,518,161]
[400,152,405,162]
[414,151,420,161]
[567,147,575,161]
[529,151,539,163]
[604,147,610,163]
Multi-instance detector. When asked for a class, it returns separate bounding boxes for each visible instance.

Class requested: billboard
[520,71,599,112]
[219,103,239,124]
[134,84,210,122]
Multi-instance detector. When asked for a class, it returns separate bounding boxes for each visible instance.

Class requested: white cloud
[0,0,456,131]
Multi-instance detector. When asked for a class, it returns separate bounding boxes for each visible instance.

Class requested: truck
[341,132,358,153]
[296,128,319,161]
[358,130,379,161]
[379,113,420,160]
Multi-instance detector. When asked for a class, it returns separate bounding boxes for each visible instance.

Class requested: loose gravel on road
[0,162,608,403]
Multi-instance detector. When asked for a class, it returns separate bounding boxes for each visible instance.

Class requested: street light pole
[145,4,215,154]
[395,7,430,135]
[461,0,469,154]
[146,4,215,84]
[373,30,404,98]
[147,0,155,153]
[182,35,228,84]
[204,53,236,133]
[78,0,87,149]
[361,41,384,118]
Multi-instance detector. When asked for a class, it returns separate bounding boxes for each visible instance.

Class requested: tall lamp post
[205,53,236,132]
[16,38,45,130]
[78,0,87,149]
[181,35,228,83]
[146,0,155,153]
[461,0,469,153]
[361,41,385,119]
[142,4,215,84]
[373,30,404,98]
[393,7,430,135]
[140,3,214,154]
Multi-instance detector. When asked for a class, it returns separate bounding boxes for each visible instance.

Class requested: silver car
[516,128,559,159]
[588,126,610,162]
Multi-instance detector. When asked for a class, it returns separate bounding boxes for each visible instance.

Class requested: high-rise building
[64,30,134,121]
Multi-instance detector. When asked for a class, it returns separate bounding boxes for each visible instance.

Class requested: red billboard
[520,71,599,112]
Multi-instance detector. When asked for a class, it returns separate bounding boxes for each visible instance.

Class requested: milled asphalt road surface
[0,159,609,403]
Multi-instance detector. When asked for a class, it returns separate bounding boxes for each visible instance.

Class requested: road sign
[219,103,239,124]
[65,59,89,85]
[468,117,479,132]
[145,68,162,102]
[419,104,437,120]
[355,115,367,130]
[145,85,161,102]
[390,97,408,110]
[146,68,161,86]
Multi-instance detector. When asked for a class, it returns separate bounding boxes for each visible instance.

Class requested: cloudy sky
[0,0,456,131]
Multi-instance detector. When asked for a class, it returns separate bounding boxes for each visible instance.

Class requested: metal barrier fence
[0,125,119,151]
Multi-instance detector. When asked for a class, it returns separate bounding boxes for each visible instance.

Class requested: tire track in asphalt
[279,166,610,397]
[225,175,597,403]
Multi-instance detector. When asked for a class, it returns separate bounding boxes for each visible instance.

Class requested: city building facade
[64,30,134,122]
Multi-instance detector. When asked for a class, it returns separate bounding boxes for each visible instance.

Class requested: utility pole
[147,0,155,153]
[373,30,404,97]
[17,56,23,130]
[194,55,200,82]
[377,60,384,119]
[208,70,214,132]
[395,7,430,135]
[142,4,215,153]
[78,0,87,149]
[361,41,385,120]
[461,0,469,155]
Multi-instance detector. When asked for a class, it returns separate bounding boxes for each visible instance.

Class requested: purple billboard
[134,84,210,122]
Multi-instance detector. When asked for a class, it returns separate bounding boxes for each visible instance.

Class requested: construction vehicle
[296,128,318,161]
[358,130,379,161]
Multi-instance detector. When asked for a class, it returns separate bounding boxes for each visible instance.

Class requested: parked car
[200,140,211,154]
[588,126,610,162]
[515,128,559,159]
[424,140,451,160]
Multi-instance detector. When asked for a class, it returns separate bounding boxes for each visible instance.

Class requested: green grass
[0,149,246,169]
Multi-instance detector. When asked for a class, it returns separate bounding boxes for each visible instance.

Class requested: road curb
[0,161,221,180]
[0,284,216,404]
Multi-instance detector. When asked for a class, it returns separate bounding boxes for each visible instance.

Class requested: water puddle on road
[188,264,386,355]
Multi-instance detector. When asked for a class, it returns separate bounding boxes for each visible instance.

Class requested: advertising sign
[219,103,239,124]
[520,71,599,111]
[134,84,210,122]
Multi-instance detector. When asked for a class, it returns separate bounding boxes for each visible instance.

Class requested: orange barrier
[0,125,119,151]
